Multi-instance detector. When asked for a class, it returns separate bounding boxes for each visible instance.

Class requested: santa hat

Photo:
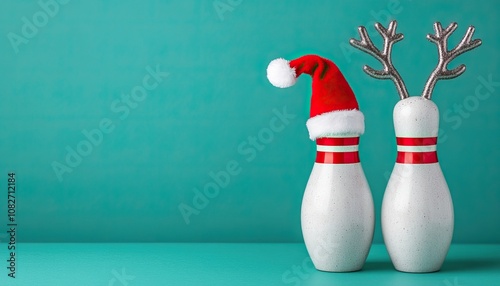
[266,55,364,140]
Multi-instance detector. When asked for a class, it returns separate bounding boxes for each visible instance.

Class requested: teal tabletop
[1,243,499,286]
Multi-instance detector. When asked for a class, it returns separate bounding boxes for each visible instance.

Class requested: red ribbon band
[396,137,438,164]
[316,137,359,146]
[316,151,360,164]
[315,137,360,164]
[396,137,437,146]
[396,151,438,164]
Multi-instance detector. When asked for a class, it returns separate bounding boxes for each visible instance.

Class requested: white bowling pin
[302,136,374,272]
[266,54,375,272]
[350,20,481,273]
[382,97,453,272]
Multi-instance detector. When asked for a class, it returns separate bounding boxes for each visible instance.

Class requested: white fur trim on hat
[306,109,365,140]
[266,58,297,88]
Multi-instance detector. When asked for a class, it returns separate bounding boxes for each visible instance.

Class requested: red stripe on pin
[396,151,438,164]
[316,151,360,164]
[316,137,359,146]
[315,137,360,164]
[395,137,438,164]
[396,137,437,146]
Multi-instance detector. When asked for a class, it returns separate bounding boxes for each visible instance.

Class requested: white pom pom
[266,58,296,88]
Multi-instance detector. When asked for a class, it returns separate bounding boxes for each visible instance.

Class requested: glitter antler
[421,22,482,100]
[350,20,409,100]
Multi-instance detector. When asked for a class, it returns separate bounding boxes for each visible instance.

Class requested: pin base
[315,266,363,273]
[393,266,442,273]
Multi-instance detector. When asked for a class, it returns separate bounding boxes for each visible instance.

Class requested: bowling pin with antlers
[351,20,481,272]
[267,55,374,272]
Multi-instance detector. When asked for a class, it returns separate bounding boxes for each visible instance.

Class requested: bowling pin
[351,20,481,272]
[267,55,374,272]
[302,136,374,272]
[383,97,454,272]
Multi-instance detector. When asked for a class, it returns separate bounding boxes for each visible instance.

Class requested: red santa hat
[266,54,364,140]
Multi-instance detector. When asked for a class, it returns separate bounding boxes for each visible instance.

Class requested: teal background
[0,0,498,243]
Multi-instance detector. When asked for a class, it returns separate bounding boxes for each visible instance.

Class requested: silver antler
[350,20,409,100]
[422,22,482,99]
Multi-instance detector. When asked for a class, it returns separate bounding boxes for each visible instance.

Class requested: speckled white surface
[393,97,439,137]
[301,163,374,272]
[382,97,454,273]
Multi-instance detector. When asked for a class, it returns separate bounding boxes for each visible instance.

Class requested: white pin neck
[393,97,439,138]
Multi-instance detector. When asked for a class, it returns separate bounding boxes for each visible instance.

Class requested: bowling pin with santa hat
[267,55,374,272]
[351,20,481,272]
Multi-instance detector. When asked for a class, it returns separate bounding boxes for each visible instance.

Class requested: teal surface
[0,1,499,243]
[0,243,498,285]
